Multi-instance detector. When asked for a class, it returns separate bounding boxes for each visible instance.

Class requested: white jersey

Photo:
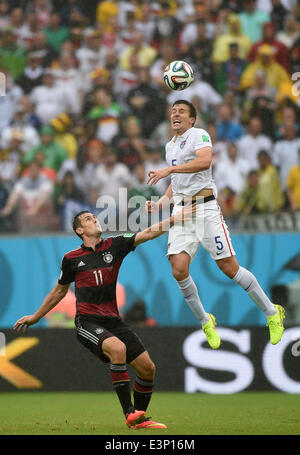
[165,127,217,197]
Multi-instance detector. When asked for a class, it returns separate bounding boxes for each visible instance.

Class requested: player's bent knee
[217,257,239,279]
[132,353,156,379]
[102,337,127,363]
[172,266,189,282]
[170,254,190,282]
[147,360,156,377]
[140,360,156,380]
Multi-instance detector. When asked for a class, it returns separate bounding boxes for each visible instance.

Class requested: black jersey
[58,234,136,317]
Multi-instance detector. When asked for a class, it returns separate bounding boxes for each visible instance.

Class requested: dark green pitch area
[0,392,299,435]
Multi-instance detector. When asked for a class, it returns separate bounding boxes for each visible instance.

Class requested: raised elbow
[199,159,211,171]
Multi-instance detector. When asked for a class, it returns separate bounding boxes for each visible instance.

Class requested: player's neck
[83,235,102,250]
[174,126,191,140]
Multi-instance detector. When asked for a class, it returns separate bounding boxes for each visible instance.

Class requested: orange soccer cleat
[125,410,146,428]
[132,417,167,429]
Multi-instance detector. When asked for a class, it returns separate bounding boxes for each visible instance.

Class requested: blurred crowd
[0,0,300,233]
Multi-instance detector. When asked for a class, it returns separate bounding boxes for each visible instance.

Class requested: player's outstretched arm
[134,203,196,246]
[14,283,70,332]
[145,184,173,213]
[147,147,212,185]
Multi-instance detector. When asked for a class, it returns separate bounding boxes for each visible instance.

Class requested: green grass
[0,392,299,435]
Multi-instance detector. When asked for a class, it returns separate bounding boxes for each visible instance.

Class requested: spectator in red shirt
[248,22,290,73]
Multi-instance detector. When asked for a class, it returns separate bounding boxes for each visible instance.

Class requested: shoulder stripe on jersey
[65,248,91,259]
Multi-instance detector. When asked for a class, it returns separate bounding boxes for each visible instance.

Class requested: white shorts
[167,197,235,262]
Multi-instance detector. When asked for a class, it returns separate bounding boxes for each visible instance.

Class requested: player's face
[77,213,102,238]
[170,104,195,135]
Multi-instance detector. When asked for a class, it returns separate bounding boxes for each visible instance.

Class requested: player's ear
[76,226,84,237]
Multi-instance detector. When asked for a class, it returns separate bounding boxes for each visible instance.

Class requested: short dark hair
[258,149,269,160]
[172,100,197,125]
[72,210,91,239]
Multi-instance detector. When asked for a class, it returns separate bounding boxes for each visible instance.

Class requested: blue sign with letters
[0,233,299,328]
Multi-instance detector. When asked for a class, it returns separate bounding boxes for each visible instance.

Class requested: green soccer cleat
[202,314,221,349]
[267,304,285,345]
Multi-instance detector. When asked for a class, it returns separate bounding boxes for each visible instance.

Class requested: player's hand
[145,200,159,213]
[14,315,38,333]
[173,203,197,224]
[147,168,171,185]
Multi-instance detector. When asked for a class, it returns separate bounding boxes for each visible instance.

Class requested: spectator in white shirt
[0,131,23,187]
[0,160,54,231]
[9,7,28,46]
[91,148,132,230]
[91,148,132,205]
[206,122,228,167]
[167,75,222,118]
[273,123,300,190]
[30,69,79,124]
[52,51,82,111]
[276,14,300,48]
[237,116,273,170]
[1,104,40,154]
[214,142,250,218]
[0,73,23,129]
[214,142,250,195]
[76,28,107,90]
[57,139,105,203]
[144,147,170,196]
[135,2,156,43]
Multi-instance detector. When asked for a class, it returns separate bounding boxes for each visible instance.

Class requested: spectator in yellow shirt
[287,150,300,211]
[96,0,119,33]
[212,13,252,64]
[240,44,290,92]
[257,150,285,212]
[50,113,78,159]
[119,30,157,72]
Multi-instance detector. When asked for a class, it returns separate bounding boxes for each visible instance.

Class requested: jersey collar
[173,126,193,142]
[81,240,103,251]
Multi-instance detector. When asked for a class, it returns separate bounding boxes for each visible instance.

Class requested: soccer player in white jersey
[146,100,285,349]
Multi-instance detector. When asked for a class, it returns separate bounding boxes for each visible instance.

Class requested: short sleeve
[58,255,75,285]
[112,233,136,260]
[194,129,212,150]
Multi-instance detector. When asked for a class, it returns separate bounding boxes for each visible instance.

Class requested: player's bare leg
[129,351,166,429]
[102,337,146,427]
[216,256,285,344]
[170,252,221,349]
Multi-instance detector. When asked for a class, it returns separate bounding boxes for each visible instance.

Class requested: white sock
[177,275,210,325]
[233,266,276,317]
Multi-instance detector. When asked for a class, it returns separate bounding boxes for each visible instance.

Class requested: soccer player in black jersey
[14,207,194,430]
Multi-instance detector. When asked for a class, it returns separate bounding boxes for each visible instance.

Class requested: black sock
[110,364,134,416]
[133,376,154,412]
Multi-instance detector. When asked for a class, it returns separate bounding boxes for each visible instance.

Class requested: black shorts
[75,314,146,364]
